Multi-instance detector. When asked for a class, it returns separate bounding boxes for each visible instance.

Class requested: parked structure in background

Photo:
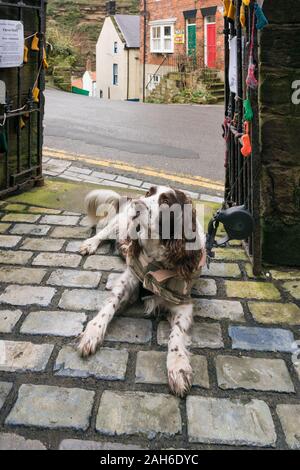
[71,71,96,97]
[96,2,140,101]
[140,0,224,100]
[82,70,97,97]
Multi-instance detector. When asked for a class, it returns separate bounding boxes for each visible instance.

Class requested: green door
[188,24,196,56]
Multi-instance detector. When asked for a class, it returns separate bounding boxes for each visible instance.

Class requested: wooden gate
[0,0,46,197]
[223,0,261,274]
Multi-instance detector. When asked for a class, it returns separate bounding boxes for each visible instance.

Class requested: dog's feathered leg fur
[78,268,139,357]
[167,303,193,397]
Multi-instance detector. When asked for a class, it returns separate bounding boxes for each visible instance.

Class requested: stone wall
[259,0,300,266]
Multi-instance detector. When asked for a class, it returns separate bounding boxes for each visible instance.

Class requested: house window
[114,41,118,54]
[150,23,174,53]
[113,64,118,85]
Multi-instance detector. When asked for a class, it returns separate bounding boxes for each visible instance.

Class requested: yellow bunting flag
[32,87,40,103]
[43,47,49,69]
[228,1,236,21]
[243,0,250,5]
[223,0,230,17]
[24,45,29,63]
[240,3,246,27]
[31,33,39,51]
[20,117,26,129]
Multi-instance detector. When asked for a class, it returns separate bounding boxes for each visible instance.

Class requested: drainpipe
[143,0,147,102]
[127,48,130,100]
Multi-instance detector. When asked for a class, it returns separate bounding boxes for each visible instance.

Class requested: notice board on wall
[0,20,24,68]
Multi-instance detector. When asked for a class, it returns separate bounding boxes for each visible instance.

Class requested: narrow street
[44,89,225,184]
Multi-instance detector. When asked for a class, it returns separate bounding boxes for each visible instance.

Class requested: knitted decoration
[240,3,246,28]
[243,97,253,121]
[228,0,236,22]
[24,45,29,63]
[31,33,39,51]
[254,3,269,30]
[223,0,230,17]
[246,58,258,89]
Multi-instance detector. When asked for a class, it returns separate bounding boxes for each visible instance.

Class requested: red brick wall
[140,0,224,71]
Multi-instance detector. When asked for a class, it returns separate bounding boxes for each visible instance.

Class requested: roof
[114,14,140,48]
[72,78,83,89]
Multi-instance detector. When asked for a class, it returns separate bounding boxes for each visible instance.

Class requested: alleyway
[0,155,299,450]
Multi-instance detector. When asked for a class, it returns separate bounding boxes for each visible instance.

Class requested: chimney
[106,1,116,16]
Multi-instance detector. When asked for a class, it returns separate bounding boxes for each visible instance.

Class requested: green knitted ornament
[243,97,253,121]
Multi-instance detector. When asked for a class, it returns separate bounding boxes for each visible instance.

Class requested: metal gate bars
[0,0,46,197]
[223,0,261,274]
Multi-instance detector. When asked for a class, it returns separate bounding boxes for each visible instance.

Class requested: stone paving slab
[0,266,47,285]
[187,397,276,447]
[59,289,109,311]
[0,310,23,333]
[54,346,128,380]
[106,317,152,344]
[32,252,81,268]
[276,405,300,450]
[59,439,142,450]
[20,311,86,337]
[0,433,46,450]
[0,382,12,410]
[0,285,56,307]
[225,281,281,301]
[282,281,300,300]
[6,384,94,431]
[21,238,65,252]
[84,255,125,272]
[0,250,33,265]
[135,351,209,388]
[216,356,295,392]
[248,302,300,325]
[157,321,224,349]
[0,200,298,450]
[0,235,21,248]
[229,326,294,353]
[47,269,102,288]
[96,391,181,439]
[194,298,245,322]
[0,341,53,372]
[9,224,51,236]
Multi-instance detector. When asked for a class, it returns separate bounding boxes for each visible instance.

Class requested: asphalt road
[44,88,225,182]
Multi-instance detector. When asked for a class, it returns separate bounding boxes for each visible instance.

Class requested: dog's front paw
[77,323,102,357]
[79,237,99,256]
[168,354,193,398]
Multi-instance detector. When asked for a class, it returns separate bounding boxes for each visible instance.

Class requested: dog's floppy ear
[162,190,202,280]
[145,186,157,198]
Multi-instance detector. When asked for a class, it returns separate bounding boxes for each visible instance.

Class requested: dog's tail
[85,190,121,228]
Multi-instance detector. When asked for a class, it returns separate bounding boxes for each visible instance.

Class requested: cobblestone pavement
[0,200,299,450]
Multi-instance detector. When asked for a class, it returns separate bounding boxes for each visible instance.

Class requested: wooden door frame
[204,15,216,67]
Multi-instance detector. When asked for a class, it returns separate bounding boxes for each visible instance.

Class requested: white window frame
[114,41,118,54]
[113,63,118,86]
[150,19,176,54]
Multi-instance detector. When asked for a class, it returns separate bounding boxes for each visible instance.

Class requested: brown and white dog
[77,186,206,397]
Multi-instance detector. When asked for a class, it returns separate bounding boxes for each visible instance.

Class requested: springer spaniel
[77,186,206,397]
